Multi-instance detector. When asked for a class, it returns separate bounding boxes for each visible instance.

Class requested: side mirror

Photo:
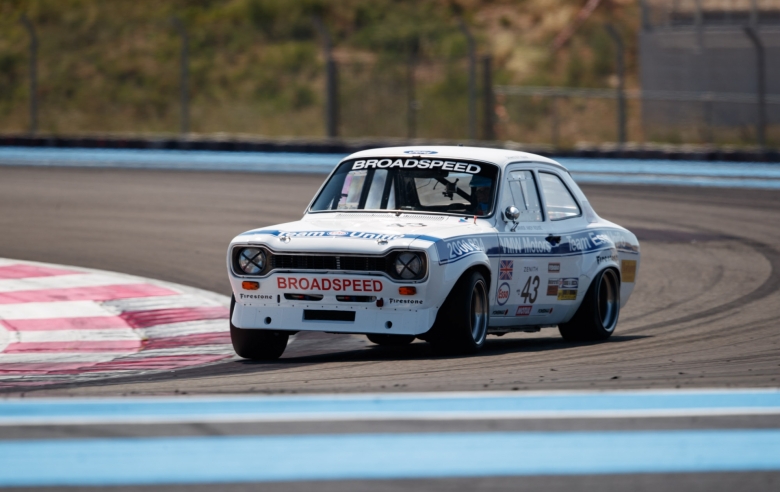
[505,206,521,221]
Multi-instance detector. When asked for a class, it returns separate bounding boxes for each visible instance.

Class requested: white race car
[227,146,640,359]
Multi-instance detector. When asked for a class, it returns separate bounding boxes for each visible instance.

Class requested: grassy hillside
[0,0,640,144]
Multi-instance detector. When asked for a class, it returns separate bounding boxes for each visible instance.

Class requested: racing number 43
[520,276,540,304]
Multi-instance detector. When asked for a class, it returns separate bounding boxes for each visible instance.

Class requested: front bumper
[229,271,436,336]
[231,302,436,336]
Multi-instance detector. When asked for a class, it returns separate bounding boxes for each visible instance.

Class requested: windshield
[310,158,499,216]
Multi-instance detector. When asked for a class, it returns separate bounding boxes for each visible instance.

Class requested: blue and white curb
[2,389,779,425]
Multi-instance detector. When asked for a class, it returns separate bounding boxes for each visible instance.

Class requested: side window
[539,172,581,220]
[506,170,542,222]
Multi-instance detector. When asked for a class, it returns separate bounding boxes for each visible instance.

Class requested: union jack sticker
[499,260,513,280]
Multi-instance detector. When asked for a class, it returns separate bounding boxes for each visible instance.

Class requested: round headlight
[237,247,265,275]
[394,252,423,279]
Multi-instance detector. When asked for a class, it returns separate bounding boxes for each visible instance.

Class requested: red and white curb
[0,258,236,388]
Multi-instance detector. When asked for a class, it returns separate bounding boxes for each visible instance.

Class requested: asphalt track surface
[1,165,779,490]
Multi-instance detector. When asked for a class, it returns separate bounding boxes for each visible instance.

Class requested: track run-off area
[0,151,779,490]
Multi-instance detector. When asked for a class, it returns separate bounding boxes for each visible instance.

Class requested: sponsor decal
[243,227,639,256]
[596,253,619,265]
[404,150,437,154]
[388,298,423,305]
[352,158,481,174]
[491,309,509,316]
[276,277,383,292]
[279,231,404,241]
[534,306,554,315]
[567,235,591,252]
[523,265,539,273]
[497,282,511,306]
[548,262,560,273]
[445,237,487,262]
[557,278,579,301]
[546,278,559,296]
[434,235,500,265]
[500,236,552,255]
[499,260,514,280]
[621,259,637,283]
[516,305,532,316]
[588,232,614,247]
[239,293,273,300]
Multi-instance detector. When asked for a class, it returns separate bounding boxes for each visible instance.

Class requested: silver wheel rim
[470,279,488,344]
[597,270,620,333]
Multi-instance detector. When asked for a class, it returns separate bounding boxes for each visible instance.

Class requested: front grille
[270,254,389,273]
[232,247,427,281]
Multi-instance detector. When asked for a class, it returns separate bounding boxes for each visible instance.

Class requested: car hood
[232,213,496,254]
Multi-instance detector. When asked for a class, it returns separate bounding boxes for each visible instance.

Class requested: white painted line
[0,301,117,320]
[0,352,126,364]
[102,295,225,312]
[2,407,780,427]
[138,320,228,339]
[0,274,145,293]
[15,329,140,343]
[120,345,232,358]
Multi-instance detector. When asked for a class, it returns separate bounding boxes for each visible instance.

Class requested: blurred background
[0,0,777,149]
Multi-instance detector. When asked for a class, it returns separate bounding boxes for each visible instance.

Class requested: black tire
[428,270,489,354]
[230,296,289,360]
[558,268,620,342]
[366,334,416,346]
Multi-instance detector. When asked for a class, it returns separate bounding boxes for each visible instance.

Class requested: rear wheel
[366,334,416,346]
[428,270,489,354]
[558,268,620,342]
[230,296,289,360]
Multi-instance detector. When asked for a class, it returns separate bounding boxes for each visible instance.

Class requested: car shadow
[234,333,651,367]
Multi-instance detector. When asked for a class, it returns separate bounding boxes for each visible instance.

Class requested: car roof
[342,146,568,172]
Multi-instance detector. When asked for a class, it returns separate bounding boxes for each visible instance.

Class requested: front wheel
[558,268,620,342]
[230,296,289,360]
[428,270,489,354]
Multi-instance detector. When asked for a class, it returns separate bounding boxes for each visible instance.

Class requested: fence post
[605,24,626,145]
[313,16,339,138]
[750,0,759,26]
[19,15,37,135]
[171,18,190,135]
[481,55,495,140]
[458,18,477,140]
[551,96,560,148]
[407,50,417,140]
[743,26,765,149]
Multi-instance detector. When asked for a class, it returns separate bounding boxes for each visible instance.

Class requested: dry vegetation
[0,0,642,145]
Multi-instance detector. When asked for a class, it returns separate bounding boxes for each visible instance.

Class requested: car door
[535,170,590,321]
[494,166,552,323]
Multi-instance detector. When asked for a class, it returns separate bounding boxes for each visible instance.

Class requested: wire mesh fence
[1,3,779,148]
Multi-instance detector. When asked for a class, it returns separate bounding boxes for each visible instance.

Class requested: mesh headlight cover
[394,252,423,279]
[237,247,265,275]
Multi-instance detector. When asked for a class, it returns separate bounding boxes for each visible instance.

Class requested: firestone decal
[239,293,273,300]
[389,298,424,305]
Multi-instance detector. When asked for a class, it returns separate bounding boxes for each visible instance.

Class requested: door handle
[545,235,561,245]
